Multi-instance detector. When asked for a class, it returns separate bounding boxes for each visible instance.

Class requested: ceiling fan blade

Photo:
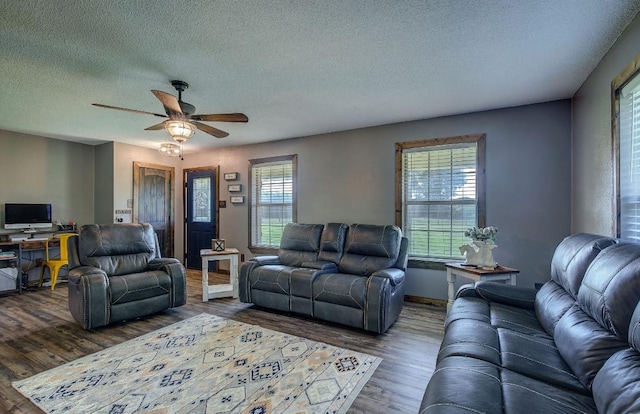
[194,121,229,138]
[151,90,183,116]
[92,103,167,118]
[190,113,249,123]
[144,121,168,131]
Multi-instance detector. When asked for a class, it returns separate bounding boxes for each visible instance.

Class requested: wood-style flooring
[0,270,445,413]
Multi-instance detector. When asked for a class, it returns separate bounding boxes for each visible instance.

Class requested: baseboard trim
[405,295,447,308]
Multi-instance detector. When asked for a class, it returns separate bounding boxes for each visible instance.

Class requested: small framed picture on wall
[224,172,238,180]
[230,196,244,204]
[228,184,242,192]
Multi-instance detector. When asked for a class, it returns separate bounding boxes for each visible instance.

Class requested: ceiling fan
[92,80,248,139]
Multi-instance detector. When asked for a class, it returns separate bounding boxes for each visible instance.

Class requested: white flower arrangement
[464,226,498,243]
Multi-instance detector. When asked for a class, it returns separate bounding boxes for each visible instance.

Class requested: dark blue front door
[185,169,217,269]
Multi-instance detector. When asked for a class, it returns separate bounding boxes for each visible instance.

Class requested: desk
[201,248,240,302]
[445,262,519,311]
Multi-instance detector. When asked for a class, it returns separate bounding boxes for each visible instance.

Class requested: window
[395,134,486,260]
[192,177,211,222]
[249,154,297,250]
[614,54,640,241]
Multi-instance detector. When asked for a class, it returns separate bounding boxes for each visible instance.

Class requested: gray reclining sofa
[421,233,640,413]
[239,222,408,333]
[67,223,187,330]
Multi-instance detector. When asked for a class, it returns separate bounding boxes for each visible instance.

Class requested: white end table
[445,262,519,311]
[201,248,240,302]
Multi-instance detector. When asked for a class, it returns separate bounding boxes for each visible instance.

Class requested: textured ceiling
[1,1,639,154]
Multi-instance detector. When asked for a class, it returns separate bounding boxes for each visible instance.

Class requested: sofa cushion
[592,348,640,414]
[278,223,323,267]
[535,281,576,336]
[554,304,628,390]
[421,356,597,414]
[338,224,401,276]
[78,223,158,276]
[577,242,640,341]
[317,222,348,263]
[591,303,640,414]
[248,265,293,295]
[109,270,171,305]
[549,233,616,298]
[312,272,366,309]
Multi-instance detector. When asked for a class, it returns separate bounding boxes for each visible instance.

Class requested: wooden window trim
[395,133,486,262]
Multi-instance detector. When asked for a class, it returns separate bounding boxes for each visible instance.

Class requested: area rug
[12,313,381,413]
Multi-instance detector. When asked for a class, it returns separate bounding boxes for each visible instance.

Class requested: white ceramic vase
[459,240,497,269]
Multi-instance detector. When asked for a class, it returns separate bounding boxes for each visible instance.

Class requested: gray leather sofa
[67,223,187,330]
[239,222,408,333]
[421,233,640,413]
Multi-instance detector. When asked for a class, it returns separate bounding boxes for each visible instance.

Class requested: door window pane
[193,177,211,222]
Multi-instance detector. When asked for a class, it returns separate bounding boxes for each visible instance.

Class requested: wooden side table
[201,248,240,302]
[445,262,519,311]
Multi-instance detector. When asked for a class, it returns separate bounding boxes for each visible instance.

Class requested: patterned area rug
[12,313,381,413]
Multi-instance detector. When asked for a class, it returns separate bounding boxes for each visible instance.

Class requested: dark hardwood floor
[0,271,445,413]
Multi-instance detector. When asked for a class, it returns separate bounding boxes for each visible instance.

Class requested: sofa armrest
[148,257,181,270]
[149,258,187,307]
[238,255,282,303]
[301,261,338,271]
[371,268,405,287]
[467,281,537,309]
[67,266,109,330]
[251,255,281,265]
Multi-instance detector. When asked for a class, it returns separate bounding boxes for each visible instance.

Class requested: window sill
[248,246,278,255]
[407,258,460,271]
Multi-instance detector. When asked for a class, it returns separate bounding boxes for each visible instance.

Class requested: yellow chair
[38,233,78,290]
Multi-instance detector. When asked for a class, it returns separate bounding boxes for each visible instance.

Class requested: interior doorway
[133,162,175,258]
[184,166,219,270]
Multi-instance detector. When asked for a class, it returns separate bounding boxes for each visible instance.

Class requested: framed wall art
[230,196,244,204]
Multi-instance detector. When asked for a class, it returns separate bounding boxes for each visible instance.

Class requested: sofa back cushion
[318,222,348,263]
[549,233,616,298]
[534,281,576,336]
[278,223,323,267]
[78,223,158,276]
[577,242,640,340]
[555,242,640,390]
[338,224,402,276]
[591,302,640,414]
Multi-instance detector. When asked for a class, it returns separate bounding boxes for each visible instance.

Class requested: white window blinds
[250,157,295,248]
[401,142,479,259]
[619,74,640,242]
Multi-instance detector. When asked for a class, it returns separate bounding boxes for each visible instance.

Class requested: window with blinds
[249,155,297,249]
[616,61,640,242]
[396,135,486,259]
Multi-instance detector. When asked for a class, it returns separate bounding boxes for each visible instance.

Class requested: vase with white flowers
[459,226,498,269]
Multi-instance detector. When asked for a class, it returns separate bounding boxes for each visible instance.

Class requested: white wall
[572,12,640,235]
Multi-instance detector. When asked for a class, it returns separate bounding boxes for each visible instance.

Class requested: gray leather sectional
[239,222,408,333]
[421,233,640,413]
[67,223,187,330]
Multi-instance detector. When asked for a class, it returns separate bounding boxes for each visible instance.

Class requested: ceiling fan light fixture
[158,142,182,157]
[165,120,195,142]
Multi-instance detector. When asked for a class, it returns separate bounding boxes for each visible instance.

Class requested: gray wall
[94,142,114,224]
[0,130,95,234]
[0,100,572,301]
[184,100,572,298]
[572,12,640,235]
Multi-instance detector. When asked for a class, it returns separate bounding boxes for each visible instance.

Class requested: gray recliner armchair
[67,223,187,330]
